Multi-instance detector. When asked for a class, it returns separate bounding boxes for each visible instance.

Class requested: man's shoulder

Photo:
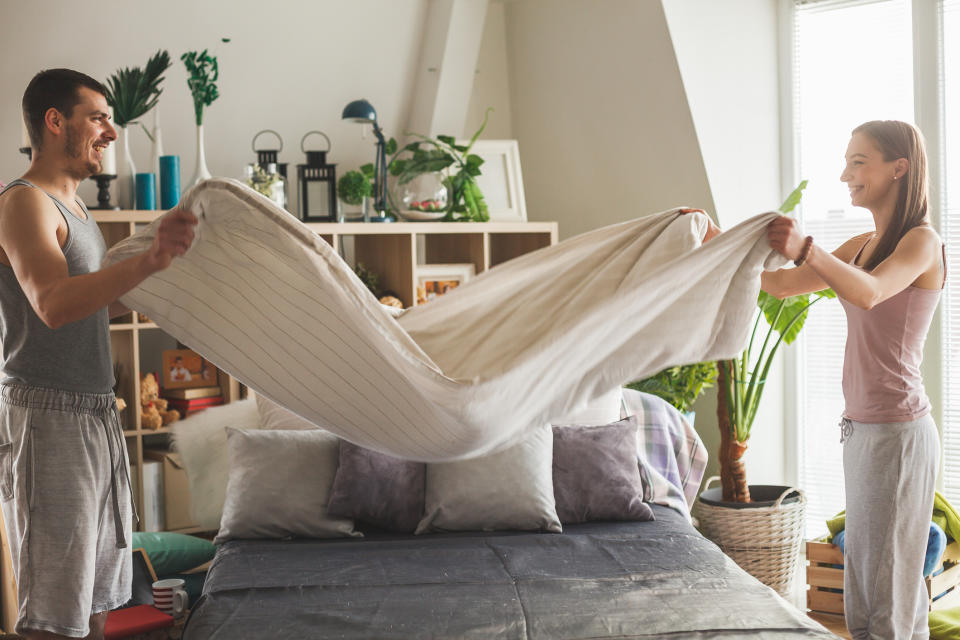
[0,182,57,220]
[0,183,62,231]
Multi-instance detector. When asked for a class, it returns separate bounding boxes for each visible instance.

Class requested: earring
[893,175,898,180]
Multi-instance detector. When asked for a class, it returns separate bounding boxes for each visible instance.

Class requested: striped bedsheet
[104,179,784,462]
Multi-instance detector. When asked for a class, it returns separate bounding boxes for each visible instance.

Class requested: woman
[764,120,942,639]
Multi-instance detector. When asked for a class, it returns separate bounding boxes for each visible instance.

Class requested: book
[167,395,224,416]
[162,385,222,400]
[105,604,174,639]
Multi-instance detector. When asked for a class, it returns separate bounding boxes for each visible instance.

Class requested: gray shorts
[0,384,134,638]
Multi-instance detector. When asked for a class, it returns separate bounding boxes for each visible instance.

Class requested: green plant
[716,180,835,503]
[181,39,229,126]
[245,163,281,199]
[354,263,380,296]
[388,108,493,222]
[338,168,374,206]
[104,50,171,128]
[627,361,718,414]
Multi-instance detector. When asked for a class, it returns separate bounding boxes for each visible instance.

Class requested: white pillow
[416,424,561,534]
[256,394,322,430]
[551,386,623,427]
[215,428,359,543]
[171,398,262,530]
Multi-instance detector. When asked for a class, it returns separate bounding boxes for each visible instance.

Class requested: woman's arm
[767,216,940,309]
[761,231,873,299]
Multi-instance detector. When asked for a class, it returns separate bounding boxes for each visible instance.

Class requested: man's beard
[64,123,100,178]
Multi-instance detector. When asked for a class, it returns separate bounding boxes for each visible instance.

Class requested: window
[940,0,960,503]
[792,0,914,535]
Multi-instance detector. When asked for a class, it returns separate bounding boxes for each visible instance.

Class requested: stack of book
[162,386,223,416]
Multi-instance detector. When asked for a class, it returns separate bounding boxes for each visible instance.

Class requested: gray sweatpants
[841,414,939,640]
[0,384,134,638]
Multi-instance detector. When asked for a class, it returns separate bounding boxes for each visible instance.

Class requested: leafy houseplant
[104,50,171,208]
[627,361,717,415]
[338,138,399,217]
[716,181,835,503]
[388,108,494,222]
[182,39,229,186]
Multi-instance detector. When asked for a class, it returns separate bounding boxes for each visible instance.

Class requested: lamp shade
[341,99,377,123]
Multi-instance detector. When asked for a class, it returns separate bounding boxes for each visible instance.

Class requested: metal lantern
[251,129,287,179]
[297,131,337,222]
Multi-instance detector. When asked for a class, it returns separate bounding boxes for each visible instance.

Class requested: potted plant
[104,50,171,209]
[693,181,833,597]
[626,360,717,421]
[387,108,493,222]
[181,38,229,186]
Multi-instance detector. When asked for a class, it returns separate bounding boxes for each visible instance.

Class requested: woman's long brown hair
[852,120,929,271]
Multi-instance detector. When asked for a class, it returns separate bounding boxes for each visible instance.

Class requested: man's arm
[0,187,196,329]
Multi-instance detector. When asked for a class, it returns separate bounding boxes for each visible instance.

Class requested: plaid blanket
[622,389,708,521]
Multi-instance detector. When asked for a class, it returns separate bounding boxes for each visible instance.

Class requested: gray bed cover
[184,505,836,639]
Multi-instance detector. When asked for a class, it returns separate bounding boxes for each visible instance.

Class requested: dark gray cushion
[552,416,654,524]
[326,441,425,533]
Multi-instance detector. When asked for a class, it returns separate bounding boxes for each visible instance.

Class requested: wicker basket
[692,476,806,597]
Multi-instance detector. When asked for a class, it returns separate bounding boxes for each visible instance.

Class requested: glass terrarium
[389,171,449,221]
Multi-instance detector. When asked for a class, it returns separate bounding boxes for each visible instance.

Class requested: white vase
[150,107,164,209]
[190,124,212,187]
[117,126,137,210]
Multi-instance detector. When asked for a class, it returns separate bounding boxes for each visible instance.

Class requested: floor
[788,551,852,639]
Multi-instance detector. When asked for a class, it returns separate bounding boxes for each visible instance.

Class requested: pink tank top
[839,237,943,423]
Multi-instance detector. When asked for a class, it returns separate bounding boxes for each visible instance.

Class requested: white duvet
[105,179,785,461]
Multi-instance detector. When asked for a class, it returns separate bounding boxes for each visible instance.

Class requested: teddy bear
[140,373,180,430]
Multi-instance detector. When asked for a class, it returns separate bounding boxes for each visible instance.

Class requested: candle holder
[18,147,31,162]
[89,174,119,210]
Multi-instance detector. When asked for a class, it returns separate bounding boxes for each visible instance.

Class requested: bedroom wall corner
[501,0,715,240]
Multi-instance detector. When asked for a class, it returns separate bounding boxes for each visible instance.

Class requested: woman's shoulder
[832,231,875,262]
[902,223,942,246]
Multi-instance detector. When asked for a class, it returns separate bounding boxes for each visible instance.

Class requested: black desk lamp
[342,99,388,220]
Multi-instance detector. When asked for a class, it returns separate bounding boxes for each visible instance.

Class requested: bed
[183,505,834,639]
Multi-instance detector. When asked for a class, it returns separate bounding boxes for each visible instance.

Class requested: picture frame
[415,263,475,305]
[458,139,527,222]
[161,348,219,390]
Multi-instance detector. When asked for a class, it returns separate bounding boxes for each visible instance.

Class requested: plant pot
[190,124,212,187]
[692,476,806,597]
[117,126,136,210]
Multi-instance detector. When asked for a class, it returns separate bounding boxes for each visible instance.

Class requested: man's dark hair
[21,69,107,150]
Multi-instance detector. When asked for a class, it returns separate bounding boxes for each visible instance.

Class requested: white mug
[152,578,188,617]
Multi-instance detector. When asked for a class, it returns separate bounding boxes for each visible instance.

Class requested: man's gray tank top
[0,179,114,394]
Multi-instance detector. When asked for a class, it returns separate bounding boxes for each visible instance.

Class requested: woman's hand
[679,208,722,243]
[766,215,807,261]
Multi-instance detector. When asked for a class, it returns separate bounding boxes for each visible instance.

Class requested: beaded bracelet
[794,235,814,267]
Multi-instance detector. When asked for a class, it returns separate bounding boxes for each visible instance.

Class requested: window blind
[939,0,960,504]
[792,0,913,536]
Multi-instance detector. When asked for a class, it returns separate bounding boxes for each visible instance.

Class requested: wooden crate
[806,538,960,614]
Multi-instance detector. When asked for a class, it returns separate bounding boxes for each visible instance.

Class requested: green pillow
[132,532,215,576]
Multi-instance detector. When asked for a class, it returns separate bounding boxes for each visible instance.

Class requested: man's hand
[143,208,198,273]
[678,208,722,243]
[766,215,806,261]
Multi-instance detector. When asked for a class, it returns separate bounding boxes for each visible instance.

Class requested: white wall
[502,0,715,239]
[662,0,786,486]
[465,2,514,139]
[0,0,429,207]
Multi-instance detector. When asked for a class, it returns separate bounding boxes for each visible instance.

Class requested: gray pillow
[552,416,654,524]
[416,424,561,534]
[326,441,425,533]
[215,428,360,543]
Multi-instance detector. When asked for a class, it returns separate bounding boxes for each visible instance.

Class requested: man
[0,69,197,639]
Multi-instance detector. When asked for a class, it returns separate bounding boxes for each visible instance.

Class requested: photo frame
[415,263,475,305]
[161,348,219,390]
[458,139,527,222]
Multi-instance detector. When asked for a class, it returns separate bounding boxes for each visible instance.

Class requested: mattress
[184,506,836,639]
